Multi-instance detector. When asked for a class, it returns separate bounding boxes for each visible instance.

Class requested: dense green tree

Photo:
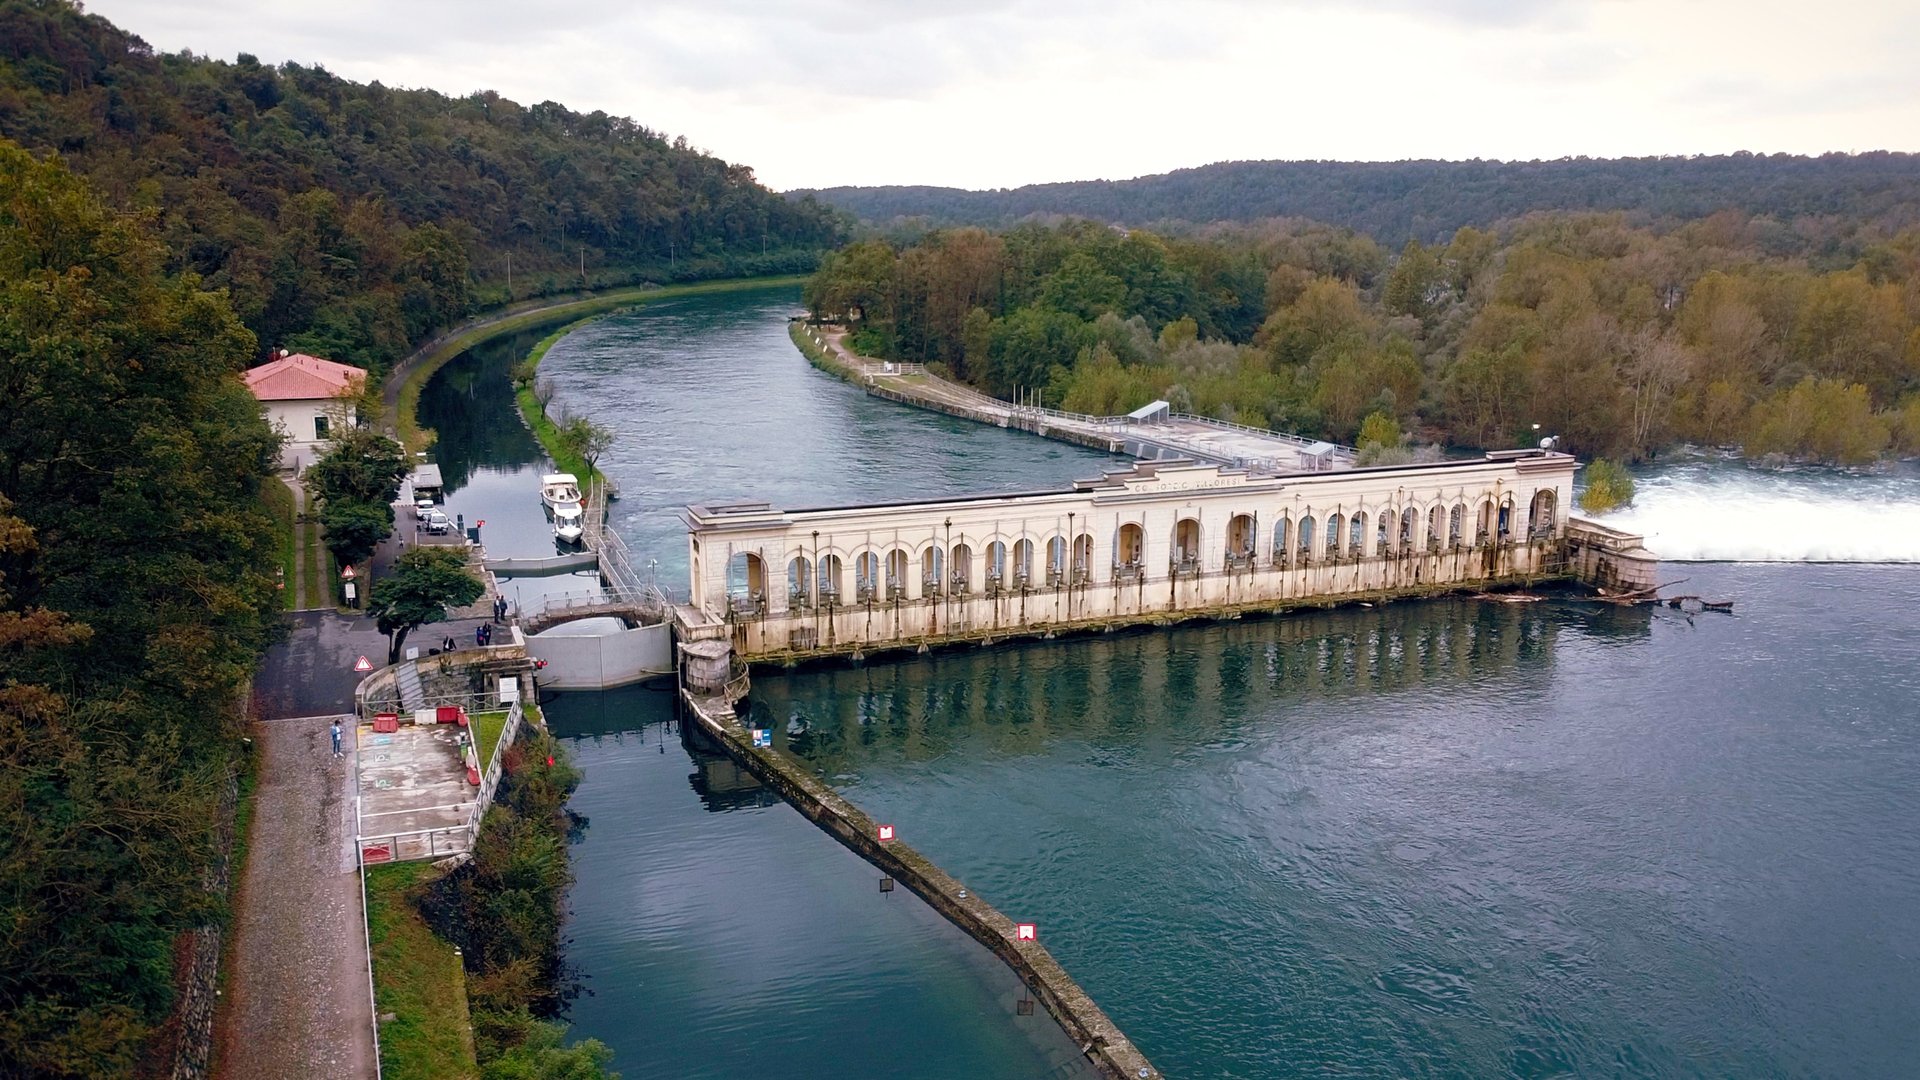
[807,177,1920,464]
[369,546,484,663]
[0,141,279,1076]
[305,428,410,508]
[320,498,393,568]
[0,1,845,374]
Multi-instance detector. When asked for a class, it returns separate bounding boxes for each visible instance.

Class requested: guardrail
[1169,412,1357,454]
[466,699,525,838]
[357,824,471,864]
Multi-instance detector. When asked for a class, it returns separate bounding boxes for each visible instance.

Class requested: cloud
[81,0,1920,190]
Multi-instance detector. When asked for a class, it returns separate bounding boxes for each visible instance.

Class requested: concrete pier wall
[678,690,1161,1080]
[528,621,673,689]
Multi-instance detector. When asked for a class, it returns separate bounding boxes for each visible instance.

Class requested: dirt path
[215,713,375,1080]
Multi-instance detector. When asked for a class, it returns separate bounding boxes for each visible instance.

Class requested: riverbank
[513,317,611,487]
[388,275,807,452]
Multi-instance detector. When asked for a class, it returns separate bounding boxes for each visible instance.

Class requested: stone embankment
[680,689,1160,1080]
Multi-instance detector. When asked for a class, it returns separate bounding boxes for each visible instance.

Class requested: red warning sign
[1016,923,1036,942]
[877,824,895,842]
[353,655,373,673]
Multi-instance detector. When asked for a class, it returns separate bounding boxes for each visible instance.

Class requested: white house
[243,350,367,471]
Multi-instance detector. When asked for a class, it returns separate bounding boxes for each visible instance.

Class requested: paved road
[256,611,390,718]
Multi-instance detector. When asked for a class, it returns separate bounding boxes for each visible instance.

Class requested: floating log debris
[1666,595,1735,613]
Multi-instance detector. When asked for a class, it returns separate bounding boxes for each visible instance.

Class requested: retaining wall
[680,691,1160,1080]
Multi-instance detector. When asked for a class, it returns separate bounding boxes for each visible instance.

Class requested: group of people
[434,597,513,653]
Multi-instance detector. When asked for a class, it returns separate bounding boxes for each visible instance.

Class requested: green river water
[418,283,1920,1079]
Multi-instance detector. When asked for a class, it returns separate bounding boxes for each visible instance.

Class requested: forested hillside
[0,0,844,370]
[806,214,1920,464]
[806,155,1920,246]
[0,143,282,1076]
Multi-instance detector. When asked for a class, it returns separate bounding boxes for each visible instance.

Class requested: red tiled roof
[243,352,367,401]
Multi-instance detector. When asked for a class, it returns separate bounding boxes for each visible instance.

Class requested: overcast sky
[93,0,1920,192]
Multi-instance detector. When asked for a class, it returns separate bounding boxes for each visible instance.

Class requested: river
[419,283,1920,1079]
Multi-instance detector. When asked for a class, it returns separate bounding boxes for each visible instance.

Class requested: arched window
[1349,512,1367,557]
[1326,512,1345,558]
[1226,513,1255,566]
[727,551,765,609]
[788,555,813,608]
[1272,515,1291,565]
[950,542,973,593]
[1448,504,1465,547]
[856,552,880,602]
[1012,538,1034,586]
[1377,509,1393,555]
[1475,501,1493,546]
[818,554,843,604]
[886,549,909,599]
[1072,533,1093,582]
[1044,535,1067,584]
[1530,489,1558,537]
[1116,522,1145,579]
[921,544,944,595]
[1400,507,1417,549]
[986,541,1007,590]
[1173,518,1201,569]
[1297,515,1316,560]
[1427,506,1443,551]
[1498,497,1515,539]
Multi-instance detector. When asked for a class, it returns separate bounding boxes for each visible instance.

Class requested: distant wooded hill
[803,155,1920,242]
[0,0,845,369]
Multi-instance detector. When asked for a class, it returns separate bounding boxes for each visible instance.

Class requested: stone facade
[687,451,1579,662]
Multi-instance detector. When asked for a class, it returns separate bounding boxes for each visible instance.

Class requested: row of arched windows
[725,490,1559,608]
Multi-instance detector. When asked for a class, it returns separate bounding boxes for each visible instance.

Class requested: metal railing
[1169,412,1356,454]
[522,584,670,625]
[355,699,525,864]
[466,699,525,838]
[357,824,470,864]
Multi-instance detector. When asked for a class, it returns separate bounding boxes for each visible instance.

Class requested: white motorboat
[552,504,584,545]
[540,472,582,513]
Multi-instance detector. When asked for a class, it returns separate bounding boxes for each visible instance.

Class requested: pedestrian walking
[329,719,343,758]
[475,624,486,647]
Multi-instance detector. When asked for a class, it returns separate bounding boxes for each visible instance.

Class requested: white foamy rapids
[1590,461,1920,563]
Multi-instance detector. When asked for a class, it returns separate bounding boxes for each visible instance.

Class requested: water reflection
[750,597,1648,777]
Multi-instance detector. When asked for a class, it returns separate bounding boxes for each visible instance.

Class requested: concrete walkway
[215,712,375,1080]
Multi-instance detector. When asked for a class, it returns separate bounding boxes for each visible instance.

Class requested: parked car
[423,509,451,535]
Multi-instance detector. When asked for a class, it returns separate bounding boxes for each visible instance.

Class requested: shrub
[1578,458,1636,512]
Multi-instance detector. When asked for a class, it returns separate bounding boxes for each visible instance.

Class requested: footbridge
[506,481,679,689]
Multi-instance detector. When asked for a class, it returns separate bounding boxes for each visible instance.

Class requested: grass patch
[293,499,329,610]
[258,479,296,610]
[470,709,510,776]
[789,320,853,381]
[365,862,479,1080]
[394,274,807,453]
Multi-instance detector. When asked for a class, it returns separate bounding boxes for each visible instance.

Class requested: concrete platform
[354,721,476,862]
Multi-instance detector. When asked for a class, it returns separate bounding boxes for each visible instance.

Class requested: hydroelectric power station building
[684,448,1651,664]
